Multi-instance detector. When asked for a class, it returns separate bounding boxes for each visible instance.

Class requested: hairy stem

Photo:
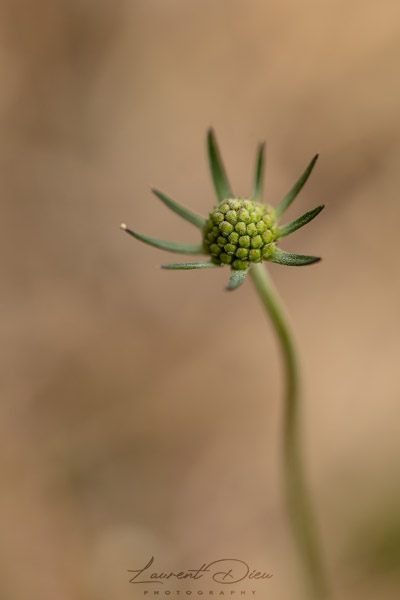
[249,262,331,600]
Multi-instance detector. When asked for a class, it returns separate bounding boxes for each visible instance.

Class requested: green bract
[121,129,324,290]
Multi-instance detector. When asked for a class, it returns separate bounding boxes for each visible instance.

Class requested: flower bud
[203,198,278,270]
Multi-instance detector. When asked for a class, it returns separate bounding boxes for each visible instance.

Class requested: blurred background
[1,0,400,598]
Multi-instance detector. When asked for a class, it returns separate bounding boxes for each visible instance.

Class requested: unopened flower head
[121,129,324,290]
[203,198,278,270]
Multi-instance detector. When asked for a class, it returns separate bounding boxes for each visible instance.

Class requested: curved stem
[249,262,331,600]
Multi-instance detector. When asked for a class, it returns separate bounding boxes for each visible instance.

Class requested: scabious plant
[121,130,331,600]
[121,130,323,291]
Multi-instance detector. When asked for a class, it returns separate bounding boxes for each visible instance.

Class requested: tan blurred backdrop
[1,1,400,599]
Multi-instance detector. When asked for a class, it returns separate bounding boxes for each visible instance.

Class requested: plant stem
[249,262,331,600]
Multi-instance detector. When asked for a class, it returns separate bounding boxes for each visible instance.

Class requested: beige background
[1,1,400,599]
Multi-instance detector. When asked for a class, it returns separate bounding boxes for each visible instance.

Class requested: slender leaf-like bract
[226,269,248,291]
[252,142,266,203]
[207,128,233,203]
[275,155,319,218]
[277,205,325,239]
[152,189,206,229]
[269,247,320,266]
[161,261,221,270]
[121,225,204,254]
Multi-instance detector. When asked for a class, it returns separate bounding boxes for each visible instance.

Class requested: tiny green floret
[203,198,279,270]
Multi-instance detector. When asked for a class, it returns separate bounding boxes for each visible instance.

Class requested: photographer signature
[128,557,273,585]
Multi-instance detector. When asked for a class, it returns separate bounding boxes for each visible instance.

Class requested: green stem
[249,262,331,600]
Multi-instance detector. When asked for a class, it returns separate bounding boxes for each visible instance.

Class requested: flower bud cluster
[203,198,278,270]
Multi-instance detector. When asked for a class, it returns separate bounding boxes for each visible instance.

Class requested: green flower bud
[247,223,257,236]
[224,243,236,255]
[210,243,221,256]
[226,210,238,225]
[256,220,267,234]
[220,221,234,236]
[203,198,278,270]
[237,208,251,223]
[251,235,262,248]
[262,244,275,259]
[232,259,249,270]
[235,222,247,235]
[239,235,251,248]
[220,253,233,264]
[217,236,226,247]
[250,211,260,223]
[212,212,224,224]
[263,214,273,227]
[228,199,241,210]
[236,247,249,259]
[262,230,273,244]
[228,231,239,244]
[249,248,261,261]
[241,200,253,210]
